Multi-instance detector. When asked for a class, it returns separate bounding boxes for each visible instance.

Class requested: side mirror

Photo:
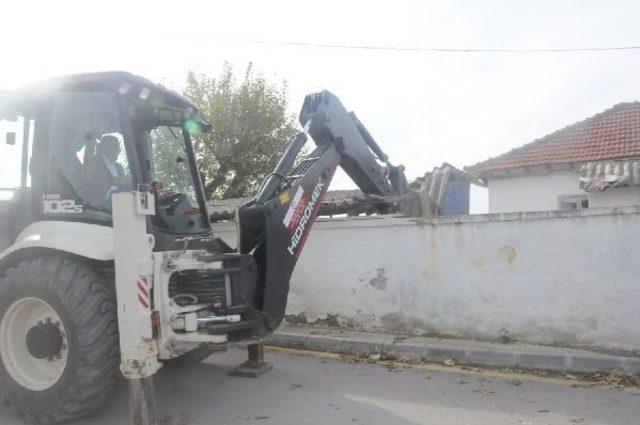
[5,132,16,146]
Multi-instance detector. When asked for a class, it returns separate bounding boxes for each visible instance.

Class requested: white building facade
[487,168,640,213]
[467,102,640,214]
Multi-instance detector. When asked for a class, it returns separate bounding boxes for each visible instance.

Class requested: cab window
[0,113,33,200]
[46,92,131,219]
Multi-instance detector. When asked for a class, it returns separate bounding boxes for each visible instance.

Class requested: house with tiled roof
[466,102,640,213]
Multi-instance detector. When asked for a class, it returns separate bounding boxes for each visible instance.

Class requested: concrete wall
[215,207,640,351]
[488,172,580,213]
[589,186,640,208]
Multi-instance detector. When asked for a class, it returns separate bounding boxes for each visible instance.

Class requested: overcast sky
[2,0,640,212]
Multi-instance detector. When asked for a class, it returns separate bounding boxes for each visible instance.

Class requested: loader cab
[0,72,212,250]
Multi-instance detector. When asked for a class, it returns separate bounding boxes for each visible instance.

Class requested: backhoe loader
[0,72,413,423]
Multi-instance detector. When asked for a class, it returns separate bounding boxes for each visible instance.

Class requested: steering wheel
[158,192,186,215]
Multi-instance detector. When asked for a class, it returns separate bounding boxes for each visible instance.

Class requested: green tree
[185,63,298,199]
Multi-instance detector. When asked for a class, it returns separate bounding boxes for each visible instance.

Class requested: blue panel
[440,181,470,215]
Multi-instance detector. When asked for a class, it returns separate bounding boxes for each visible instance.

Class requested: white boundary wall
[215,206,640,351]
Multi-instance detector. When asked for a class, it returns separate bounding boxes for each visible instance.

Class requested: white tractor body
[0,221,114,264]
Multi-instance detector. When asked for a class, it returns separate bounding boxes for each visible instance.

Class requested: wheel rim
[0,297,69,391]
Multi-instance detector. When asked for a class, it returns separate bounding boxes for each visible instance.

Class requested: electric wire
[165,32,640,54]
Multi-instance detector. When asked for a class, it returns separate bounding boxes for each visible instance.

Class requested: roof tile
[467,102,640,173]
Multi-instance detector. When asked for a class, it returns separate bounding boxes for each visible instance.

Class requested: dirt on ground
[288,348,640,391]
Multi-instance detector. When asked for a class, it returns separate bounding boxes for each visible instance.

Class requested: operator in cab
[91,135,130,210]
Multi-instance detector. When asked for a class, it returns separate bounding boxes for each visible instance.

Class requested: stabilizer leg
[112,192,162,425]
[129,377,158,425]
[229,343,273,378]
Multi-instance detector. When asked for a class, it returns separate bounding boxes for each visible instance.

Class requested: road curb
[266,329,640,374]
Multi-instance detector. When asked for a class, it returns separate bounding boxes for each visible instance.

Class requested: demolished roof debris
[209,163,482,221]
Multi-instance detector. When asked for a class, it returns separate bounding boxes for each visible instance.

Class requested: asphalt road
[1,347,638,425]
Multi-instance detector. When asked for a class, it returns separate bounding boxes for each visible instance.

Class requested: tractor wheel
[162,343,226,367]
[0,256,119,424]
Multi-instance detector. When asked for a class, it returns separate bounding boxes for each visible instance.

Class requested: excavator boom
[237,91,413,332]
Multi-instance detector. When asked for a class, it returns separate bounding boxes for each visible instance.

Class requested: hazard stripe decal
[137,278,150,309]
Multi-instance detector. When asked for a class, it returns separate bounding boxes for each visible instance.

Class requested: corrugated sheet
[579,159,640,191]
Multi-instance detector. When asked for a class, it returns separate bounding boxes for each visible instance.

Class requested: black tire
[162,343,226,367]
[0,256,119,424]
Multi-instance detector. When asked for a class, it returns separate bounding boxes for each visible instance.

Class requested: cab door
[0,106,34,252]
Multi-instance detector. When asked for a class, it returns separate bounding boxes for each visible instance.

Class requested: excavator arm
[236,91,414,332]
[300,91,409,197]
